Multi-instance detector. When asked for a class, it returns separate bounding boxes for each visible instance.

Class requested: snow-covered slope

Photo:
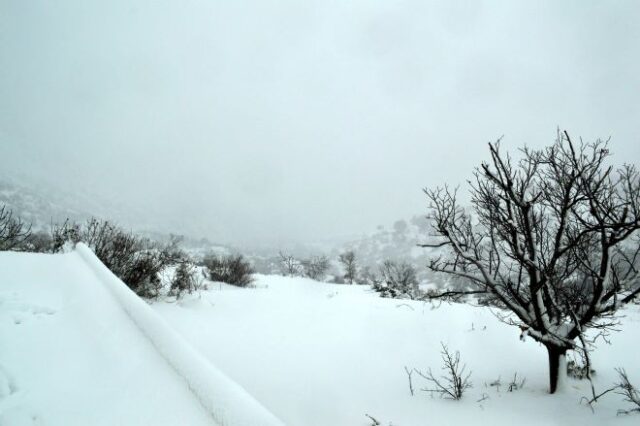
[0,248,283,426]
[154,275,640,426]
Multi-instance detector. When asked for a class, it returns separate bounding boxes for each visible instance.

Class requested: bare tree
[278,250,300,276]
[0,206,31,251]
[421,131,640,393]
[301,255,330,281]
[338,250,358,284]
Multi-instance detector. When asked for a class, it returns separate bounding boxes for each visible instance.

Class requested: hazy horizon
[2,1,639,245]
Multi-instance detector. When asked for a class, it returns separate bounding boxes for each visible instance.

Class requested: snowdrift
[75,244,284,426]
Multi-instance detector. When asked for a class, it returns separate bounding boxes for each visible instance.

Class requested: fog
[1,1,639,246]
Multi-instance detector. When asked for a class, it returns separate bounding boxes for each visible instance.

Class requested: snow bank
[75,244,284,426]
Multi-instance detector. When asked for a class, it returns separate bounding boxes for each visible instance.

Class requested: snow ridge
[75,243,284,426]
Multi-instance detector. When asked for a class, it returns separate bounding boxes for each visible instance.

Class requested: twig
[404,366,415,396]
[365,414,381,425]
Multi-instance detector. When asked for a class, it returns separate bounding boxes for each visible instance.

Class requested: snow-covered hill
[330,215,439,281]
[0,175,234,255]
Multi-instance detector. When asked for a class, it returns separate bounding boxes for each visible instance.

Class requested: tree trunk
[546,345,568,394]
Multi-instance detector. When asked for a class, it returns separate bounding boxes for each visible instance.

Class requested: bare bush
[507,373,526,392]
[52,218,179,298]
[20,231,53,253]
[377,260,419,299]
[203,253,254,287]
[0,206,31,251]
[278,251,300,276]
[51,219,81,251]
[301,255,330,281]
[616,369,640,415]
[567,356,595,380]
[414,343,472,400]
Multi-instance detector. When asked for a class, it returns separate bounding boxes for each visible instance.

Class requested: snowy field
[0,249,280,426]
[1,248,639,425]
[154,276,640,426]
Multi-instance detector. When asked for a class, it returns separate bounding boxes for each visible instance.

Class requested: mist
[2,0,639,246]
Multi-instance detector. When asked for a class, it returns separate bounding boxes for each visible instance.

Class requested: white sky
[1,1,639,245]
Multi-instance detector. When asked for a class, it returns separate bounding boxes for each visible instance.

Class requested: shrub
[300,255,330,281]
[413,343,472,400]
[51,219,81,252]
[278,250,301,276]
[615,368,640,415]
[377,260,420,299]
[19,231,53,253]
[567,356,595,380]
[0,205,31,251]
[203,254,254,287]
[52,218,180,298]
[170,261,203,298]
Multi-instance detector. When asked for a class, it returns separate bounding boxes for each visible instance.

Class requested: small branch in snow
[365,413,381,425]
[396,303,415,311]
[414,343,472,400]
[404,366,415,396]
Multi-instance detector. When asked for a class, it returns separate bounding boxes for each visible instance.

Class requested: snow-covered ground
[154,275,640,426]
[0,249,281,426]
[1,248,639,425]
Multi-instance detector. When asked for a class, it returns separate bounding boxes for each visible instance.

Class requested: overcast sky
[1,1,639,246]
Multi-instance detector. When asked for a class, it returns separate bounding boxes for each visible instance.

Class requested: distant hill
[0,174,232,255]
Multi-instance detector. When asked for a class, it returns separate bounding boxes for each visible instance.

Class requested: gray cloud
[2,0,639,245]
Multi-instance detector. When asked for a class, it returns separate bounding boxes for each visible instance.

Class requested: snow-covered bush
[51,219,81,251]
[203,253,254,287]
[170,261,204,298]
[375,260,420,299]
[52,218,181,298]
[567,356,595,380]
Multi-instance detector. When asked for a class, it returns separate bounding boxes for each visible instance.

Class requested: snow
[0,247,282,426]
[2,247,639,425]
[154,274,640,426]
